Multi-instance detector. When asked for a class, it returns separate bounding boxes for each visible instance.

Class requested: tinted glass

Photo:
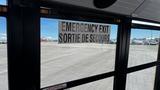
[0,17,8,90]
[0,0,7,5]
[128,29,160,67]
[41,18,118,88]
[70,77,113,90]
[126,67,156,90]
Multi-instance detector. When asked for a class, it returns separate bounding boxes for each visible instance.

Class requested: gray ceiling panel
[133,0,160,22]
[47,0,160,22]
[52,0,144,15]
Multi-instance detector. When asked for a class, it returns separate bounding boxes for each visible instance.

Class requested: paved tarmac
[0,42,158,90]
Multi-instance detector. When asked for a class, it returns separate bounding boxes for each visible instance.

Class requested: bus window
[0,17,8,90]
[128,29,160,67]
[126,67,156,90]
[0,0,7,5]
[41,18,118,88]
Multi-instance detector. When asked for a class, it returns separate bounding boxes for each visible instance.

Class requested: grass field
[0,42,158,90]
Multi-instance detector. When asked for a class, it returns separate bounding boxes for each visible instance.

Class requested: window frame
[0,1,160,90]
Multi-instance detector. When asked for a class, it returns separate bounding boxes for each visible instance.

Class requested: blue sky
[0,0,7,5]
[0,17,7,40]
[41,18,58,40]
[131,29,160,39]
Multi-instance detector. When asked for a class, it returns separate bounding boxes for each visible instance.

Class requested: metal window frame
[0,0,160,90]
[0,5,7,16]
[7,0,40,90]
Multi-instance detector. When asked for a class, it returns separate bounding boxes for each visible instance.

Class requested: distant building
[110,39,117,44]
[0,40,7,44]
[41,36,56,42]
[131,38,159,45]
[132,39,144,45]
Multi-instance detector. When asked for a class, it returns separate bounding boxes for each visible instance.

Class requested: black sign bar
[7,0,40,90]
[42,71,115,90]
[127,61,158,73]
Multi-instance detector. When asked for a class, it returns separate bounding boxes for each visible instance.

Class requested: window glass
[0,0,7,5]
[41,18,118,88]
[126,67,156,90]
[128,29,160,67]
[70,77,113,90]
[0,17,8,90]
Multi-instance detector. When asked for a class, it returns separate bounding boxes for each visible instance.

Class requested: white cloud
[46,36,53,40]
[0,36,7,40]
[41,36,56,40]
[0,33,6,36]
[0,33,7,41]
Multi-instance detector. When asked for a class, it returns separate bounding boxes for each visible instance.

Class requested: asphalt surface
[0,44,8,90]
[0,42,158,90]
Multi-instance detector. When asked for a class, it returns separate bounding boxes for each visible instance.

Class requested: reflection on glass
[128,29,160,67]
[0,17,8,90]
[0,0,7,5]
[41,18,118,88]
[70,77,113,90]
[126,67,156,90]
